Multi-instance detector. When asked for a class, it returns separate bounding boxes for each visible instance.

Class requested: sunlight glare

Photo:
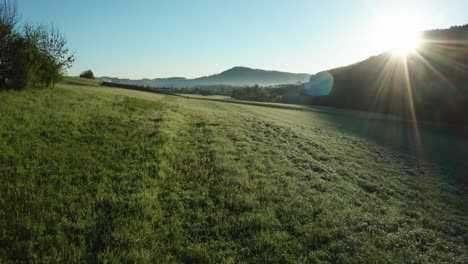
[389,31,421,56]
[371,12,424,57]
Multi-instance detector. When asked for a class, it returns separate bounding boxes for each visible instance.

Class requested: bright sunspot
[388,31,421,56]
[370,12,424,56]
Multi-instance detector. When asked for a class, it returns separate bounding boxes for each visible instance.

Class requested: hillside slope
[305,25,468,124]
[0,78,467,262]
[98,66,311,88]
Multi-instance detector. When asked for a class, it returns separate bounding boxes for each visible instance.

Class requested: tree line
[0,0,74,90]
[231,84,308,104]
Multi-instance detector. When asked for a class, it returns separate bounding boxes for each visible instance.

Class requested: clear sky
[16,0,468,79]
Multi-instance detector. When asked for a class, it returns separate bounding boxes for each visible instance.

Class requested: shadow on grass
[315,112,468,202]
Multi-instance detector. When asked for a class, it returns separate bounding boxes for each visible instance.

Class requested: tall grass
[0,79,466,263]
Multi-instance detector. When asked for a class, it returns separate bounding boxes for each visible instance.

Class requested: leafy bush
[0,0,18,88]
[80,70,95,79]
[0,0,74,90]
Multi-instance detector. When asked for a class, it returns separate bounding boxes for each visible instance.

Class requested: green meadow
[1,78,467,263]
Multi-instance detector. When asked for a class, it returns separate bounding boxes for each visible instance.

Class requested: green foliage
[79,70,95,79]
[0,0,17,38]
[0,0,73,90]
[0,0,19,89]
[231,85,282,102]
[22,23,70,87]
[0,79,466,263]
[1,35,31,89]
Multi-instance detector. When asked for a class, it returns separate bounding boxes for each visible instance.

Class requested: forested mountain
[305,25,468,124]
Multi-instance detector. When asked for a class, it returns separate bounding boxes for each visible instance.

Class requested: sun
[384,24,422,56]
[389,31,421,56]
[370,12,424,57]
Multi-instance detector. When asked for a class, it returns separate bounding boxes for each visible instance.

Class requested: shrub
[0,0,18,89]
[80,70,95,79]
[0,0,73,89]
[23,23,73,87]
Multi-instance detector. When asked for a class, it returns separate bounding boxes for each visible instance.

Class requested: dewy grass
[0,78,467,263]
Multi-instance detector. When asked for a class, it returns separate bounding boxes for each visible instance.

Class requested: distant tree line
[0,0,74,90]
[175,85,232,96]
[101,81,179,95]
[231,85,279,102]
[231,84,308,104]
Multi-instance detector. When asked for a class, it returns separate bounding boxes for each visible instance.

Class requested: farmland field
[1,78,467,263]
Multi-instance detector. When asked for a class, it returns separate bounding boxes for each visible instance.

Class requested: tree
[23,24,75,87]
[1,0,75,90]
[0,0,17,37]
[0,0,18,88]
[41,25,74,76]
[80,70,95,79]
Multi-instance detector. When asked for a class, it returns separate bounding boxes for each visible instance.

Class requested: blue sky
[17,0,468,78]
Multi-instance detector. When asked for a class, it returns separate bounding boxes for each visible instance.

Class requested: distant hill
[304,24,468,124]
[98,67,311,88]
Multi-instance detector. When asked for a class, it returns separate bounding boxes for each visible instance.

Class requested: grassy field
[1,77,467,263]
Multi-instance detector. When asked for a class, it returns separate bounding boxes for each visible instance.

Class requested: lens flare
[304,71,334,97]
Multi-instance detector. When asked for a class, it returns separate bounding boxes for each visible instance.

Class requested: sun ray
[371,55,399,111]
[412,51,456,89]
[401,55,424,160]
